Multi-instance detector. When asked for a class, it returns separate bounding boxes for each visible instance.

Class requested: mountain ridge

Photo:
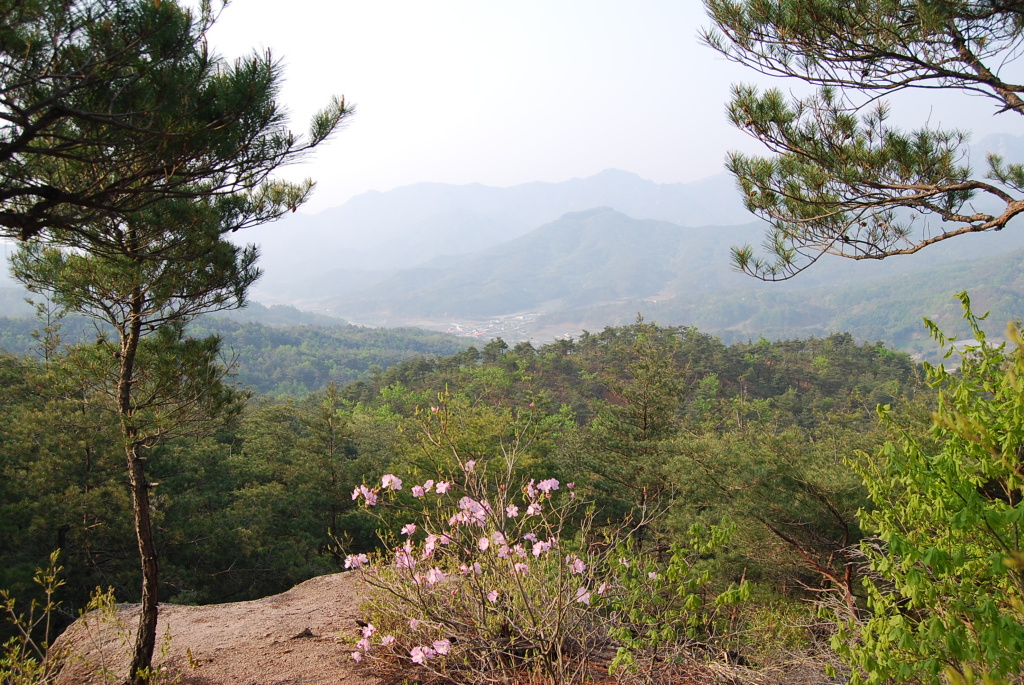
[242,169,753,302]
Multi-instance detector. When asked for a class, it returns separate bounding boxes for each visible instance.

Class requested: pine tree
[5,1,351,680]
[703,1,1024,279]
[1,0,348,241]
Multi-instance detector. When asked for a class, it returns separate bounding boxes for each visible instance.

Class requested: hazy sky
[205,1,1020,214]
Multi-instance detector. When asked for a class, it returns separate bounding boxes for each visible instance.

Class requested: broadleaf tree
[837,296,1024,683]
[702,1,1024,280]
[5,1,352,681]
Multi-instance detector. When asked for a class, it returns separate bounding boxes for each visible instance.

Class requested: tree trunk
[126,447,159,685]
[120,281,158,685]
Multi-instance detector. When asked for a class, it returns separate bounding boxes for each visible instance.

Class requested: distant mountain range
[529,237,1024,359]
[300,204,1024,358]
[3,134,1024,360]
[316,209,763,320]
[240,169,753,303]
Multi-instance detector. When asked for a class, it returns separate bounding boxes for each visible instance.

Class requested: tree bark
[126,447,159,685]
[119,282,159,685]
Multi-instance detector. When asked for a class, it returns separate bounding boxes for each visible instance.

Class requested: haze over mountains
[242,168,755,299]
[3,133,1024,359]
[227,133,1024,356]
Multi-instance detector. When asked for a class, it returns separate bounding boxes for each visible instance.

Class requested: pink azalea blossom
[425,568,445,585]
[506,504,519,518]
[491,531,506,545]
[395,546,415,569]
[411,485,425,498]
[430,406,439,412]
[409,618,421,630]
[463,460,476,473]
[566,555,586,574]
[473,562,483,575]
[526,502,541,516]
[432,639,452,655]
[352,484,379,506]
[435,481,451,495]
[597,582,610,596]
[357,637,371,651]
[423,479,435,492]
[410,645,435,664]
[523,533,538,542]
[381,474,403,491]
[361,623,377,638]
[525,480,538,499]
[537,478,559,494]
[401,523,417,536]
[575,587,592,605]
[448,511,469,527]
[532,540,552,557]
[351,651,362,662]
[344,553,369,569]
[477,537,490,552]
[497,545,511,558]
[487,589,499,602]
[381,634,396,646]
[513,562,529,575]
[648,571,659,580]
[458,497,488,525]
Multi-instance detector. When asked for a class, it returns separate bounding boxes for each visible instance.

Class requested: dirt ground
[51,571,381,685]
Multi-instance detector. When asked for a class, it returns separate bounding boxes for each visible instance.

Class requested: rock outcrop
[52,572,380,685]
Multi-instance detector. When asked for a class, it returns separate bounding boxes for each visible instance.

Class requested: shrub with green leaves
[836,293,1024,684]
[346,394,748,684]
[1,552,65,685]
[608,523,749,675]
[347,396,616,684]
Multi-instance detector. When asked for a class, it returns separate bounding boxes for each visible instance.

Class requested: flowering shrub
[346,396,620,684]
[343,394,749,684]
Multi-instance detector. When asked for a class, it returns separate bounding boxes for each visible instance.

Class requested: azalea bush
[352,479,611,683]
[345,393,748,684]
[348,399,618,684]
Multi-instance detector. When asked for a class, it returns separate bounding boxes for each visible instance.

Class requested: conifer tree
[5,1,351,681]
[1,0,348,240]
[703,1,1024,279]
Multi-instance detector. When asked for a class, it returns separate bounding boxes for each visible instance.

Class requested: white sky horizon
[204,1,1019,215]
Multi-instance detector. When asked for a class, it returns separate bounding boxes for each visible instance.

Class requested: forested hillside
[0,321,930,670]
[0,312,464,395]
[7,0,1024,682]
[540,244,1024,359]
